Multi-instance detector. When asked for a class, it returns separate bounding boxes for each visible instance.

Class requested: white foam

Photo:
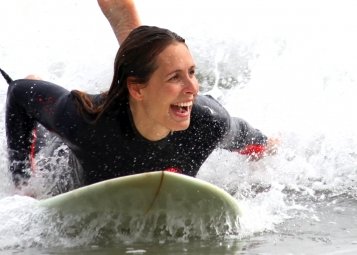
[0,0,356,248]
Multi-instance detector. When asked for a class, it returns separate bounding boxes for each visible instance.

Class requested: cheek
[163,85,181,98]
[144,92,170,116]
[143,85,181,112]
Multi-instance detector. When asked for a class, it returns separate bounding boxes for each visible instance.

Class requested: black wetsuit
[6,79,267,186]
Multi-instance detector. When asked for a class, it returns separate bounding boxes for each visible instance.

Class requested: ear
[127,77,144,101]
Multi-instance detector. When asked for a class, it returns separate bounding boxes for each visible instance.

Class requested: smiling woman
[1,0,274,194]
[72,26,194,141]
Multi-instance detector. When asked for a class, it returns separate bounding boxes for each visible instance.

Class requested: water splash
[0,0,357,250]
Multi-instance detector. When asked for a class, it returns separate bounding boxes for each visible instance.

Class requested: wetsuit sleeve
[196,95,267,152]
[220,117,268,152]
[6,79,71,186]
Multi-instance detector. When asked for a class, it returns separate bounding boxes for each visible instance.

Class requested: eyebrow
[166,65,196,75]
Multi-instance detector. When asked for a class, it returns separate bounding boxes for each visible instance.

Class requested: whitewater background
[0,0,357,254]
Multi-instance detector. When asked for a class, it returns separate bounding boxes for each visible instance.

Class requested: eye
[189,68,196,76]
[168,74,180,81]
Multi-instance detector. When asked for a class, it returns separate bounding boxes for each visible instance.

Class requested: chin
[172,121,191,131]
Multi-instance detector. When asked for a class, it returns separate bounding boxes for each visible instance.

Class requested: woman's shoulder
[191,94,231,135]
[8,79,70,97]
[193,94,230,120]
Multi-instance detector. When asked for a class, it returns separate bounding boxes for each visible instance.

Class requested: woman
[2,2,275,191]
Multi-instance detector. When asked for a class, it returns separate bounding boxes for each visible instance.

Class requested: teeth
[173,102,192,107]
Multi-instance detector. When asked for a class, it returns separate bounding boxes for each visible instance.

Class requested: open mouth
[170,101,192,116]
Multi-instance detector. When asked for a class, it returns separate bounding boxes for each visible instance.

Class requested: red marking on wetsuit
[164,167,182,174]
[238,144,266,155]
[30,128,37,172]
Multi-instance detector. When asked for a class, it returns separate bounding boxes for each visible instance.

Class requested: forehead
[156,43,195,70]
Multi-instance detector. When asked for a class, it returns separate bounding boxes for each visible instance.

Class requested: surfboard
[39,171,241,239]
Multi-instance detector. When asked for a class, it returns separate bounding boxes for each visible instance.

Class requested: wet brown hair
[71,25,185,120]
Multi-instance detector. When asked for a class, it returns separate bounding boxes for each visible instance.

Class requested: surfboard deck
[39,171,241,239]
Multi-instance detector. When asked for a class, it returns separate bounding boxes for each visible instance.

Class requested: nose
[184,76,199,96]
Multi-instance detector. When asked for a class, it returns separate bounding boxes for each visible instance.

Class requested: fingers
[25,74,42,80]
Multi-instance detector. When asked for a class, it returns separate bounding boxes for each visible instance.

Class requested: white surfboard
[39,171,241,239]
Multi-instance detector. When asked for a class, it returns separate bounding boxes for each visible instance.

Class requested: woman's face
[130,42,199,139]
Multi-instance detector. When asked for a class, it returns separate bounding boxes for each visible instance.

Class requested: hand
[265,137,280,156]
[25,74,42,80]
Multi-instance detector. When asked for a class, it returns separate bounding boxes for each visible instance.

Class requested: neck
[129,99,170,141]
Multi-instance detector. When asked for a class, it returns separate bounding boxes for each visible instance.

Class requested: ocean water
[1,0,357,254]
